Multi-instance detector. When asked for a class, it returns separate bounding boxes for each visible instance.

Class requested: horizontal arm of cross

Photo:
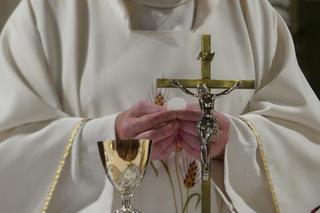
[157,78,255,89]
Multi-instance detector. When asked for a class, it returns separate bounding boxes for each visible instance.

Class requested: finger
[131,101,165,117]
[179,130,200,151]
[152,135,178,161]
[179,122,229,150]
[181,140,200,159]
[178,110,229,132]
[156,142,177,160]
[151,132,178,159]
[132,110,178,134]
[214,111,230,130]
[186,103,200,111]
[135,120,179,142]
[177,109,201,122]
[211,133,228,146]
[180,121,198,137]
[211,142,225,158]
[179,113,229,142]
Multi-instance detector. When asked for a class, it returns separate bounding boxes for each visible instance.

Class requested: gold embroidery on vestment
[41,119,90,213]
[239,117,281,213]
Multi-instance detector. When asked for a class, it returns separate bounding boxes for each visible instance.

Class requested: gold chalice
[98,139,152,213]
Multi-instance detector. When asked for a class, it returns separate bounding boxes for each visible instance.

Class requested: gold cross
[157,34,255,89]
[157,34,255,213]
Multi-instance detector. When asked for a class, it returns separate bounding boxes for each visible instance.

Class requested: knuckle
[122,123,130,133]
[160,110,172,120]
[136,100,147,109]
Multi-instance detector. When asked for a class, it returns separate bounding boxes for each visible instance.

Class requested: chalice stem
[116,192,141,213]
[121,192,133,210]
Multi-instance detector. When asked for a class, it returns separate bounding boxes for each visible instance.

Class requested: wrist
[82,113,119,143]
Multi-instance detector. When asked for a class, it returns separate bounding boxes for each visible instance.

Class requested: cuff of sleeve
[82,113,119,143]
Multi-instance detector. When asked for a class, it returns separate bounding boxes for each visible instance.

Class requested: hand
[177,103,230,160]
[115,101,179,160]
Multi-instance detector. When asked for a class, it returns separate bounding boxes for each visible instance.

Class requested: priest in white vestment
[0,0,320,212]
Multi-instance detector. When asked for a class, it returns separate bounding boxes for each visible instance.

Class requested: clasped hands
[115,101,229,161]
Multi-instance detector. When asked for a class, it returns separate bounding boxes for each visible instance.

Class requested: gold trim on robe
[239,117,281,213]
[41,119,90,213]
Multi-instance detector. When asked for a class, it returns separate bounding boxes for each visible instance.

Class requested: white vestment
[0,0,320,212]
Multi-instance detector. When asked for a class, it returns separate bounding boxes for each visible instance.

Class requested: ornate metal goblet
[98,139,152,213]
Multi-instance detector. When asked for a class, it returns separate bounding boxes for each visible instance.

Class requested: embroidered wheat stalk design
[181,159,201,213]
[183,160,198,189]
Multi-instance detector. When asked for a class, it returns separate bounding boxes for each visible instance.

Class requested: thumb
[186,103,200,111]
[131,100,165,117]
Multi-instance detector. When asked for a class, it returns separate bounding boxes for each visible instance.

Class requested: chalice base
[114,206,141,213]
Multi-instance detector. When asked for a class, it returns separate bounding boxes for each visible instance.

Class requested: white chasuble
[0,0,319,213]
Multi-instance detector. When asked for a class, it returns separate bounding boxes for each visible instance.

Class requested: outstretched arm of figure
[170,80,199,97]
[215,81,241,97]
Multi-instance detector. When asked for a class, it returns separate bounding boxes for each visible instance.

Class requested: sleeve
[223,1,320,213]
[0,1,116,212]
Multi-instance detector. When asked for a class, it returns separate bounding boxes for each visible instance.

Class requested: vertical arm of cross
[199,34,214,80]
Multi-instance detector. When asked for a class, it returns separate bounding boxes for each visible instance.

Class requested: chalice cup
[98,139,152,213]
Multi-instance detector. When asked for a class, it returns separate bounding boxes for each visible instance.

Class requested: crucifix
[157,34,255,213]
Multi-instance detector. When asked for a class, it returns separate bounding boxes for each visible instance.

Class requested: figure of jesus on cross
[171,79,241,181]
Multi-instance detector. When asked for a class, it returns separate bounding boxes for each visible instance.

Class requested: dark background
[293,0,320,98]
